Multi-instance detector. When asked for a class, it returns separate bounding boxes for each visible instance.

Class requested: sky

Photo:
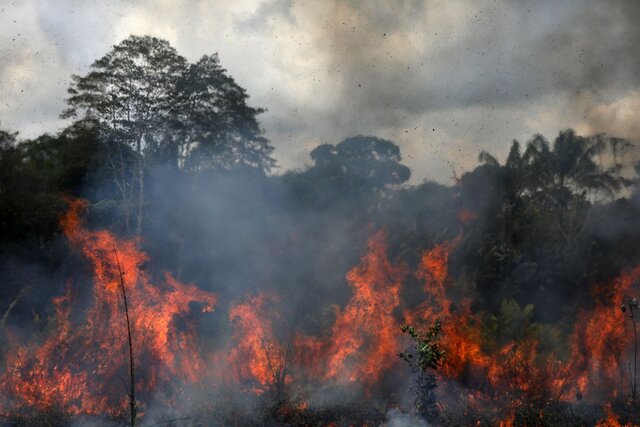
[1,0,639,183]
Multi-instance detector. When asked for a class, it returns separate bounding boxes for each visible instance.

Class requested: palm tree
[526,131,630,248]
[480,129,631,254]
[482,130,630,198]
[473,131,632,309]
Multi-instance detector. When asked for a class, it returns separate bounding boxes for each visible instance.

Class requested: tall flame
[3,202,640,424]
[228,292,289,393]
[568,267,640,400]
[324,230,406,385]
[1,199,217,415]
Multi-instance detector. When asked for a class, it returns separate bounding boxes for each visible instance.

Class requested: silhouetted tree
[285,135,410,215]
[172,54,274,172]
[310,135,411,189]
[62,35,273,234]
[62,35,187,234]
[467,130,633,316]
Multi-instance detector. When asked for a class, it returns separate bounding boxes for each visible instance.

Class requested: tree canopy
[309,135,411,188]
[60,35,274,234]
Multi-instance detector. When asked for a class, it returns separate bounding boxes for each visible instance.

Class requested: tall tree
[62,36,274,234]
[523,131,629,202]
[172,54,274,172]
[62,35,187,234]
[478,131,631,244]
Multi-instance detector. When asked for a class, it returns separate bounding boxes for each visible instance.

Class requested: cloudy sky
[1,0,639,183]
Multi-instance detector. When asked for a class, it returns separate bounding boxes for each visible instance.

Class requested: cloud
[0,0,638,182]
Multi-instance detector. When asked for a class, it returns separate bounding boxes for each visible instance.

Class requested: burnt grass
[3,398,640,426]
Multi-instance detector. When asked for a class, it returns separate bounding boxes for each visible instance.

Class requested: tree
[528,131,629,197]
[0,125,119,244]
[0,129,17,148]
[63,35,187,234]
[172,54,275,172]
[0,129,25,242]
[621,298,639,404]
[62,35,274,234]
[0,129,19,198]
[285,135,410,211]
[309,135,411,189]
[479,130,630,204]
[468,130,633,315]
[521,131,630,254]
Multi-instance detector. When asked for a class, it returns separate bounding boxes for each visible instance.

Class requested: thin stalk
[276,323,297,402]
[633,308,637,404]
[629,363,633,400]
[245,316,292,402]
[113,245,137,426]
[246,318,278,387]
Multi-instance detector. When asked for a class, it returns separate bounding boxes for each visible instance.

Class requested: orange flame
[498,412,515,427]
[568,267,640,401]
[323,230,406,385]
[228,292,289,392]
[4,201,640,424]
[1,199,217,415]
[596,403,634,427]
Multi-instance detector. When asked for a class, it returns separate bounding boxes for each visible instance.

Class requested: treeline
[1,35,640,330]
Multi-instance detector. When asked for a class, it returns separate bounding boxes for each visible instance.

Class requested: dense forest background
[2,35,639,327]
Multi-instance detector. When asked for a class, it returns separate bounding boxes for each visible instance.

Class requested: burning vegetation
[2,199,640,426]
[2,35,640,426]
[1,200,217,421]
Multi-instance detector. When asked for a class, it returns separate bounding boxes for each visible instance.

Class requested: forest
[2,35,640,426]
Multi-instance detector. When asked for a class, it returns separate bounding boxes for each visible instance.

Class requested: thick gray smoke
[3,1,640,181]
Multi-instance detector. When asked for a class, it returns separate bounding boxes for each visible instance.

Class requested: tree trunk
[135,134,145,236]
[136,158,144,236]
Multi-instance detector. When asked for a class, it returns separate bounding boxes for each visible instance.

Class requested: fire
[225,230,407,389]
[1,285,97,415]
[402,234,490,381]
[404,232,569,407]
[3,201,640,424]
[400,231,640,419]
[568,267,640,401]
[596,404,633,427]
[415,238,456,317]
[228,292,290,393]
[323,230,405,385]
[1,199,217,415]
[404,234,461,327]
[498,412,515,427]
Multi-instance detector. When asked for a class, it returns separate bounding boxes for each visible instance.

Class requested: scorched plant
[621,297,639,404]
[398,321,445,422]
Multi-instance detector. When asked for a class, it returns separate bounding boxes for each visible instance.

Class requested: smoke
[243,0,640,181]
[2,2,640,425]
[3,1,640,181]
[384,409,429,427]
[310,0,640,115]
